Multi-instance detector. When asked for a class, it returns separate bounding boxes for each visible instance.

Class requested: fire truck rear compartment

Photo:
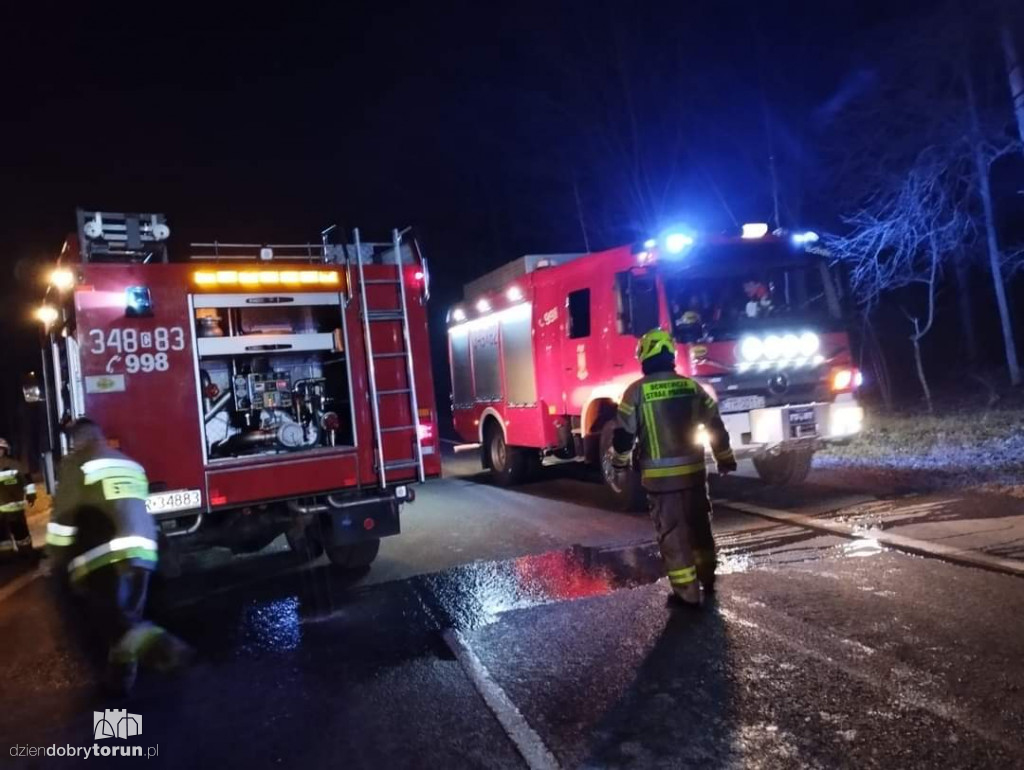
[193,295,355,461]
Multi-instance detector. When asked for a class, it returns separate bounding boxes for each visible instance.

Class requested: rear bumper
[155,484,414,541]
[719,394,863,459]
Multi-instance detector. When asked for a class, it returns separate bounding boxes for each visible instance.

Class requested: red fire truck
[31,210,441,571]
[447,224,864,508]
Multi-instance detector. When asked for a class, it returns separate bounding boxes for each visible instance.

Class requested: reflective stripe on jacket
[615,371,733,492]
[47,444,158,581]
[0,461,32,511]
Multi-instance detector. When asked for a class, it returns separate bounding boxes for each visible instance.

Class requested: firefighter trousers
[647,483,717,598]
[69,563,188,672]
[0,509,31,551]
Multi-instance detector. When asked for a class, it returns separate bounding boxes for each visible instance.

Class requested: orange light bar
[192,269,342,289]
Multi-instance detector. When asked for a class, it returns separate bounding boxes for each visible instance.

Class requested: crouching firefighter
[608,329,737,607]
[45,419,193,693]
[0,438,35,556]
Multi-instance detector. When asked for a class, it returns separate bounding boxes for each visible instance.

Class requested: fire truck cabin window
[664,258,841,343]
[567,289,591,339]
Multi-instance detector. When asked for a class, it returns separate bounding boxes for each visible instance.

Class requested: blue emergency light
[125,286,153,318]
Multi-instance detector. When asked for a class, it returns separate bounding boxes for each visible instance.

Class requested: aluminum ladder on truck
[353,228,426,489]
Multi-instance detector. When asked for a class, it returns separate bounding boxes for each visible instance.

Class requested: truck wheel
[285,523,324,562]
[325,539,380,569]
[599,422,647,512]
[487,425,528,486]
[753,449,814,485]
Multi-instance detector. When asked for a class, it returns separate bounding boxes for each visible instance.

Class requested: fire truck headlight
[742,222,769,239]
[739,336,763,361]
[35,305,59,326]
[643,238,657,249]
[664,232,695,254]
[125,286,153,318]
[49,268,75,291]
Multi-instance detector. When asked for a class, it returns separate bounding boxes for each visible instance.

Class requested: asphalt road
[2,455,1023,768]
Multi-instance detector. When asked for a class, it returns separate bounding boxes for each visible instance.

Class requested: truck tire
[285,523,324,562]
[599,422,647,513]
[753,449,814,485]
[487,424,528,486]
[325,539,380,569]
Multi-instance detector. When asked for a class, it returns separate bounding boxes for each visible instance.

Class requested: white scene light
[451,307,466,323]
[476,298,491,313]
[742,223,769,239]
[763,334,783,360]
[506,285,523,302]
[781,334,800,359]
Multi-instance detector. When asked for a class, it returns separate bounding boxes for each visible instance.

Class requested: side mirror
[22,372,42,404]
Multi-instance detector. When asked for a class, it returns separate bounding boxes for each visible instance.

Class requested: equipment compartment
[192,292,355,462]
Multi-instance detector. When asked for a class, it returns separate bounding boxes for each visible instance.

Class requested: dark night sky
[0,0,958,438]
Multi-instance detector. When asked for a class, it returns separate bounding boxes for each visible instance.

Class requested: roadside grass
[816,401,1024,494]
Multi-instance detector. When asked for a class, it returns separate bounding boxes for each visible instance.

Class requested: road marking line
[0,569,43,604]
[716,499,1024,578]
[442,628,561,770]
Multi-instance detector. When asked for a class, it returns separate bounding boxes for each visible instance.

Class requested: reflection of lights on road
[842,537,883,558]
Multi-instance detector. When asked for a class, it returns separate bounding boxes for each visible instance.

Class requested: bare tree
[827,151,973,411]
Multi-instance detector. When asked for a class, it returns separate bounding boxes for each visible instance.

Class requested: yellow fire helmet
[636,328,677,362]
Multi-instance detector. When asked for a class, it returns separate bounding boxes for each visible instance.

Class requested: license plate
[788,407,816,425]
[146,489,202,515]
[719,395,766,413]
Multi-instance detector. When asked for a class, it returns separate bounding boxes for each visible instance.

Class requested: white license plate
[146,489,202,515]
[719,395,766,413]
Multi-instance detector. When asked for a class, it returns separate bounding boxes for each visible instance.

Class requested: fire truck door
[532,280,568,414]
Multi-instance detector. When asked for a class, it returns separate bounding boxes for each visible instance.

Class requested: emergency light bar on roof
[192,269,343,289]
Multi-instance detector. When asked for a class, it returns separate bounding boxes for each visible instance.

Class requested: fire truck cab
[33,210,441,572]
[447,225,863,508]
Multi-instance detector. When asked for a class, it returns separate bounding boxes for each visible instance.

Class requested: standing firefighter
[0,438,35,556]
[609,329,736,607]
[46,419,192,693]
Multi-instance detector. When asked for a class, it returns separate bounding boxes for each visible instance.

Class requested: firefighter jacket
[45,443,158,583]
[614,371,736,492]
[0,457,34,513]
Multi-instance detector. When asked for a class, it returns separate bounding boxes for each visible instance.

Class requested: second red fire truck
[448,224,864,508]
[32,210,441,573]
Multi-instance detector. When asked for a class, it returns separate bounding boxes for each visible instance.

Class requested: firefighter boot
[103,656,139,696]
[140,629,196,673]
[666,566,701,608]
[694,549,717,595]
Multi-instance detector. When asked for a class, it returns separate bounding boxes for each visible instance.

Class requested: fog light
[830,406,864,436]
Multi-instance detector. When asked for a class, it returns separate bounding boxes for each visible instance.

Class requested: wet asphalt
[1,458,1023,768]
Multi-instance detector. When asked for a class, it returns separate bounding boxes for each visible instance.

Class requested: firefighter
[608,329,736,607]
[0,438,35,556]
[46,418,193,693]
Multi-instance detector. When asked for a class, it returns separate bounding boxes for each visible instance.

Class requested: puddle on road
[419,543,669,631]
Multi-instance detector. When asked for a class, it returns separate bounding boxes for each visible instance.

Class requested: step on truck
[446,224,864,508]
[30,210,441,572]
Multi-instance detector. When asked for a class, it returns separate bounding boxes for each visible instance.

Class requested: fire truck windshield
[663,249,843,342]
